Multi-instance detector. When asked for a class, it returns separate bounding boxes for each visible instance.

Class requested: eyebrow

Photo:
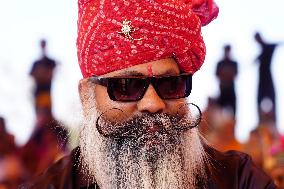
[118,70,144,77]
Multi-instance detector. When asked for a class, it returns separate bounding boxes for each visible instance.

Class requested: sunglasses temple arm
[89,77,108,86]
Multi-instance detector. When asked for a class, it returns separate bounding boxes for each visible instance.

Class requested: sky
[0,0,283,145]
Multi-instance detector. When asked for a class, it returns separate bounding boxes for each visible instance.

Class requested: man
[254,32,278,124]
[0,117,16,156]
[30,39,57,110]
[216,45,238,117]
[0,117,24,189]
[21,0,276,188]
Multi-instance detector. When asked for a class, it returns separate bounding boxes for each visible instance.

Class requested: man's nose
[137,85,166,113]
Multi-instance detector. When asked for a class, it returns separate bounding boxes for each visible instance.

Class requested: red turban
[77,0,218,77]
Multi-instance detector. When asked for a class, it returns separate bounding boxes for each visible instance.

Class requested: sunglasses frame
[89,73,193,102]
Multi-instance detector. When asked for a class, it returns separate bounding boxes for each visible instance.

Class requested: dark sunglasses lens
[155,75,192,99]
[108,78,147,101]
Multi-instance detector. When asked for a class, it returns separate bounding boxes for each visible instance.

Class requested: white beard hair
[79,90,209,189]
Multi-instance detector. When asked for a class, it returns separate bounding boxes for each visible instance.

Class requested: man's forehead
[102,58,180,77]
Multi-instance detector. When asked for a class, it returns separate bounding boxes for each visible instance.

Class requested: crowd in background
[0,33,283,188]
[200,32,284,188]
[0,40,69,189]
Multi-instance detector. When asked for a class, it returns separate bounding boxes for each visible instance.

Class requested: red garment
[77,0,218,77]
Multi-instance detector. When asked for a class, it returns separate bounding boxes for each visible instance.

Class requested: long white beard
[79,91,210,189]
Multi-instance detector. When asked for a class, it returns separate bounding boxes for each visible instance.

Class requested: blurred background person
[243,124,280,168]
[0,117,16,156]
[0,117,25,189]
[29,39,57,111]
[254,32,279,125]
[0,155,25,189]
[19,39,69,179]
[200,45,240,153]
[199,98,243,153]
[215,44,238,117]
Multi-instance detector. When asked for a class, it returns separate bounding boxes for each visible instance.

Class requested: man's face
[92,58,185,121]
[78,58,208,189]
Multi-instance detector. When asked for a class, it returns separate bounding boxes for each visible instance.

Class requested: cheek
[166,99,188,115]
[94,85,111,111]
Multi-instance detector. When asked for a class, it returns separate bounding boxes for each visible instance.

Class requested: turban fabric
[77,0,218,77]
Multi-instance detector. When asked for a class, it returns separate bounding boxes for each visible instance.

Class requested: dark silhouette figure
[0,117,25,189]
[30,39,57,109]
[0,117,16,156]
[23,39,69,178]
[216,45,238,117]
[254,32,278,123]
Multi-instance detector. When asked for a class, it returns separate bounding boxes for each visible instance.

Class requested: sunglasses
[90,73,192,102]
